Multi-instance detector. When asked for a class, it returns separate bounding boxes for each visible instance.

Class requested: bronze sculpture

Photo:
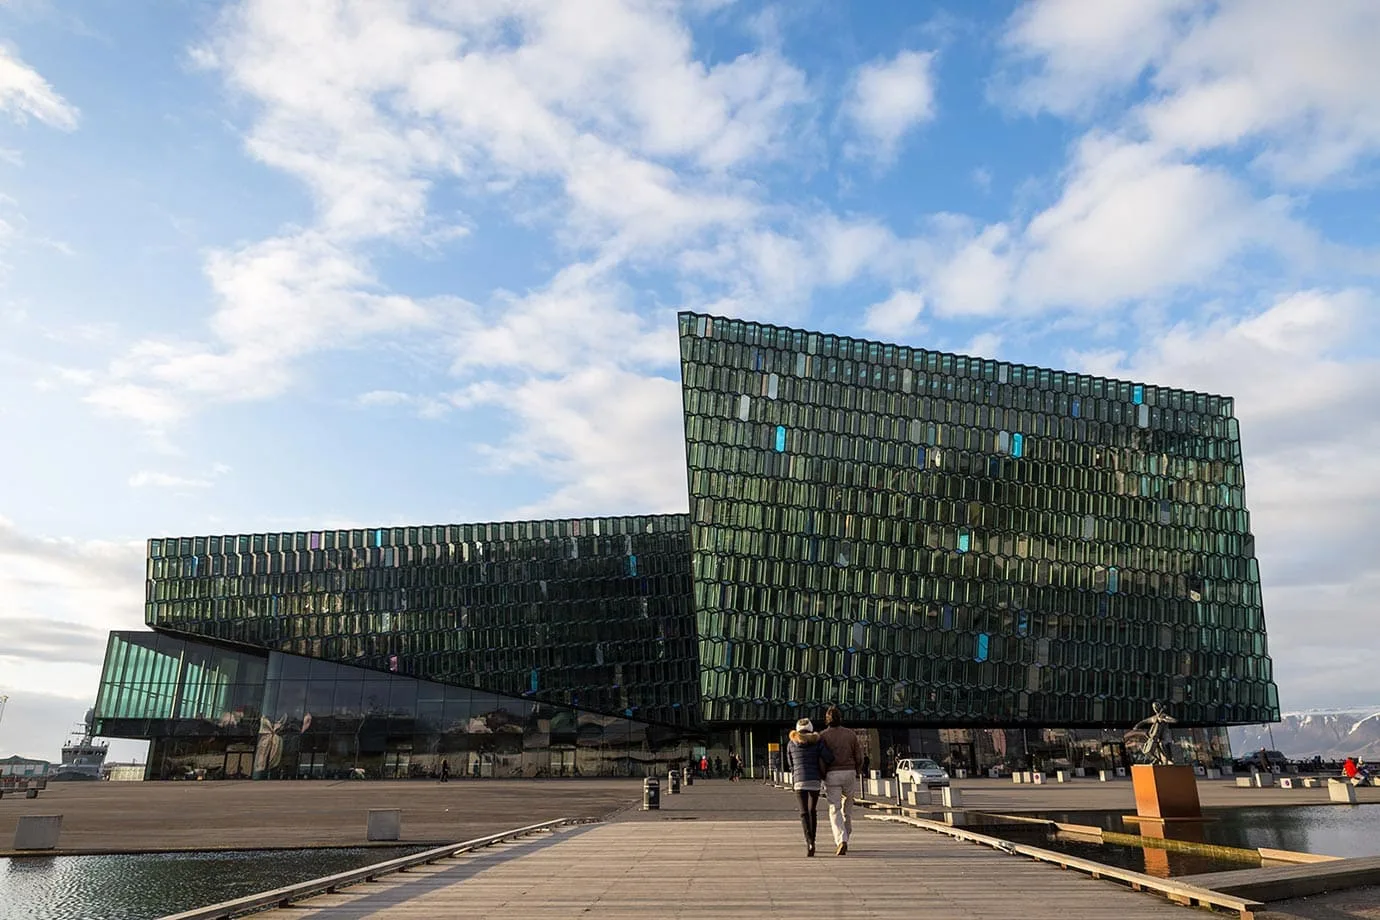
[1133,701,1178,766]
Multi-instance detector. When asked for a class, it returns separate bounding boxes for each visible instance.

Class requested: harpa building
[92,312,1278,780]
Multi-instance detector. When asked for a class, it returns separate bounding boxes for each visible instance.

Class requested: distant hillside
[1229,709,1380,760]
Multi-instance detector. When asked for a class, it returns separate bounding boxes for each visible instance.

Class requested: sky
[2,0,1379,763]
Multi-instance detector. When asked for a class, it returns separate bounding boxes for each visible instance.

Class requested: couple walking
[785,705,863,857]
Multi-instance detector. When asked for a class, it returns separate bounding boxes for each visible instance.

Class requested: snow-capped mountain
[1229,709,1380,760]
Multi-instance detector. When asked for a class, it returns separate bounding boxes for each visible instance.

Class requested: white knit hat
[796,718,813,733]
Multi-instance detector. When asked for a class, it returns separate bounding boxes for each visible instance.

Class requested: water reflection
[978,803,1380,878]
[0,846,427,920]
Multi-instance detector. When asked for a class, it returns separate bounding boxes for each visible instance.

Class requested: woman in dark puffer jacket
[785,718,834,856]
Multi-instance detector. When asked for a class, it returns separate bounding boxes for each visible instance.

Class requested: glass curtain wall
[678,311,1279,727]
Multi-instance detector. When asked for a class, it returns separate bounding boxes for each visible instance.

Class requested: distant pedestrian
[819,705,864,856]
[440,759,450,783]
[729,750,744,782]
[700,755,709,777]
[1344,757,1359,782]
[786,718,834,857]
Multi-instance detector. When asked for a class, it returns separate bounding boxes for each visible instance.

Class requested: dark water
[0,846,428,920]
[973,803,1380,878]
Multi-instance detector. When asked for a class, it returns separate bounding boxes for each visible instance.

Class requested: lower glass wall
[95,631,1238,781]
[95,632,702,780]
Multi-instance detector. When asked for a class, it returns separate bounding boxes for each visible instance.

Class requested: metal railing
[157,817,596,920]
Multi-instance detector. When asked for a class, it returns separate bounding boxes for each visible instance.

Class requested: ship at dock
[49,708,109,781]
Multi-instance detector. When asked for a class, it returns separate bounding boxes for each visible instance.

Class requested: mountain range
[1229,709,1380,761]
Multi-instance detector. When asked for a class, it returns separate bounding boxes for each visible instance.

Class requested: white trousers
[823,770,858,845]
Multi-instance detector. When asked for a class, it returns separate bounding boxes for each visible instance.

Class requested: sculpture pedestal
[1131,764,1201,820]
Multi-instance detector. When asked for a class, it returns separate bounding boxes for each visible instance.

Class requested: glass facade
[94,632,702,780]
[92,311,1279,779]
[678,311,1278,727]
[142,514,697,728]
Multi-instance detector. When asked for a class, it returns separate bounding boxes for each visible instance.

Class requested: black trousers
[796,789,820,842]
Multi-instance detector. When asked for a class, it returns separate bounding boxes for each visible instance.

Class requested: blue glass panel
[1071,398,1081,418]
[774,425,786,452]
[373,529,383,547]
[1107,566,1119,594]
[1016,611,1029,637]
[957,531,970,553]
[916,446,926,467]
[1012,433,1024,458]
[529,668,539,692]
[1098,596,1109,618]
[1133,384,1144,405]
[976,633,990,662]
[628,555,638,576]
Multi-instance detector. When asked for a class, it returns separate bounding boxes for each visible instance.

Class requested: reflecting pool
[0,846,428,920]
[975,803,1380,879]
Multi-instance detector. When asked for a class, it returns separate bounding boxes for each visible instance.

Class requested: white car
[896,757,950,787]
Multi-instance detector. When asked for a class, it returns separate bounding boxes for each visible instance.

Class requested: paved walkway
[252,782,1199,919]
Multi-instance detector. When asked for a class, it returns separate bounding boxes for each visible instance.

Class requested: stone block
[940,786,962,808]
[1328,779,1357,804]
[1074,767,1086,778]
[367,808,402,841]
[1279,777,1294,789]
[1032,772,1045,784]
[1302,777,1319,788]
[1254,772,1274,788]
[1236,776,1254,788]
[1055,770,1070,783]
[1100,770,1114,782]
[1207,768,1221,779]
[1012,773,1025,784]
[1132,764,1202,820]
[14,815,62,850]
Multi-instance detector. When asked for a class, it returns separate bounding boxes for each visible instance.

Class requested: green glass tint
[143,515,699,728]
[677,311,1278,726]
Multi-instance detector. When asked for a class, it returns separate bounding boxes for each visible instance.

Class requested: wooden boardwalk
[249,793,1202,918]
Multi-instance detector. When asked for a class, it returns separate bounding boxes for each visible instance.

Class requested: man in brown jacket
[818,705,863,855]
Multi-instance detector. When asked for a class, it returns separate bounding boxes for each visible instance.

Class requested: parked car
[895,757,950,787]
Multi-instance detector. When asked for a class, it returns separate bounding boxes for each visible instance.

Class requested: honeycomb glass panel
[677,311,1277,727]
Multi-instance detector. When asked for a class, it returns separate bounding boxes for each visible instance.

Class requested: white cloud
[479,367,690,519]
[997,0,1196,116]
[1001,0,1380,183]
[0,44,79,129]
[863,289,925,337]
[87,232,436,424]
[846,50,937,161]
[0,517,146,749]
[1014,136,1300,309]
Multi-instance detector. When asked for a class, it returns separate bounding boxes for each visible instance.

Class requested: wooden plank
[1182,855,1380,901]
[250,819,1209,919]
[870,813,1262,917]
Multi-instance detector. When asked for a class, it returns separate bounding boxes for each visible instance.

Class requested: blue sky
[3,0,1380,761]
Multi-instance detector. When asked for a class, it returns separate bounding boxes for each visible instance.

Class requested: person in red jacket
[1344,757,1359,781]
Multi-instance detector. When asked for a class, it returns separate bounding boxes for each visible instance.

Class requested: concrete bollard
[1099,770,1114,782]
[940,786,962,808]
[1056,770,1070,783]
[1074,767,1086,778]
[1253,772,1274,788]
[1328,779,1358,804]
[1235,777,1253,788]
[14,815,63,850]
[367,808,402,841]
[1013,772,1025,784]
[1279,777,1294,789]
[1032,772,1045,785]
[1207,768,1221,779]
